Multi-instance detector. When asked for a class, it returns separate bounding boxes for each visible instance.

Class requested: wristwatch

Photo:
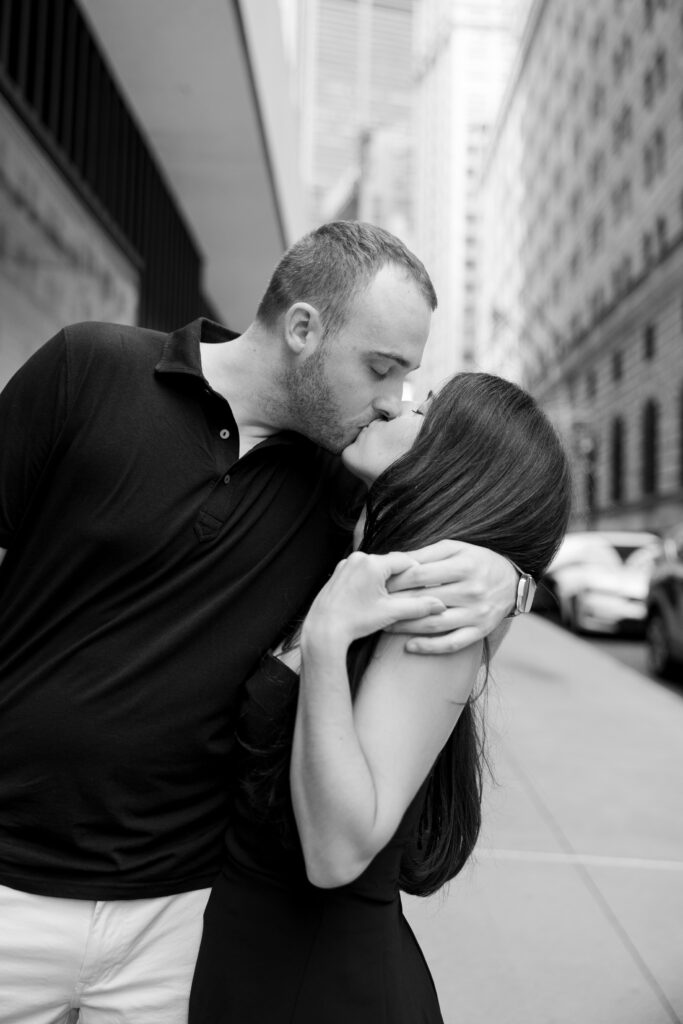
[508,560,537,616]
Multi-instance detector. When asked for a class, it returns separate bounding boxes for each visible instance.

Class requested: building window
[613,48,623,82]
[613,350,623,381]
[653,127,666,175]
[613,105,633,152]
[591,83,606,120]
[586,442,599,519]
[679,387,683,488]
[591,20,606,55]
[552,164,565,192]
[644,145,652,186]
[612,178,633,223]
[610,417,625,502]
[589,151,605,186]
[644,323,657,359]
[644,0,655,29]
[644,70,654,108]
[654,48,667,91]
[642,399,659,495]
[586,370,597,399]
[656,216,667,254]
[590,289,606,321]
[589,214,605,253]
[643,232,654,267]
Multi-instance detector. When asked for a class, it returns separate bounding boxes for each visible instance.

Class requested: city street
[403,614,683,1024]
[587,635,652,681]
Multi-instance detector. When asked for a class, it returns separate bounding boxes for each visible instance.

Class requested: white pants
[0,884,211,1024]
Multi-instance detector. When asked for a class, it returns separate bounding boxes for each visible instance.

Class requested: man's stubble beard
[283,347,349,454]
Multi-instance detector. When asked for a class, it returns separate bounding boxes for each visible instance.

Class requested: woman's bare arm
[290,552,483,888]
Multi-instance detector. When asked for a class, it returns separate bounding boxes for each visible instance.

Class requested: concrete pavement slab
[404,614,683,1023]
[585,864,683,1020]
[405,858,675,1024]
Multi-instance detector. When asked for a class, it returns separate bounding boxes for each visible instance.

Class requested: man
[0,222,520,1022]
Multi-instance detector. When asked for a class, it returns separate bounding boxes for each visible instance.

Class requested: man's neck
[200,323,286,456]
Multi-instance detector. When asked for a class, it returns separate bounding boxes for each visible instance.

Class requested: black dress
[189,655,444,1024]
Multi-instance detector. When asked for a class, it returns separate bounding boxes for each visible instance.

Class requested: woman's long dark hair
[351,372,571,894]
[239,373,571,895]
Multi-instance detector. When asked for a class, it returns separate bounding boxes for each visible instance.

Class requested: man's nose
[372,394,403,420]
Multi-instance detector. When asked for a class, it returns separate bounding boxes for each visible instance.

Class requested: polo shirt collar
[155,318,240,379]
[154,318,308,453]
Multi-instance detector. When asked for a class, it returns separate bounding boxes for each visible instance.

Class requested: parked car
[646,524,683,680]
[534,530,660,635]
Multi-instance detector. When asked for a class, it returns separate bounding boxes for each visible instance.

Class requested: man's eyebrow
[370,351,421,371]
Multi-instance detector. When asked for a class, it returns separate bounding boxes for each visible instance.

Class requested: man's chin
[308,430,348,455]
[314,425,362,455]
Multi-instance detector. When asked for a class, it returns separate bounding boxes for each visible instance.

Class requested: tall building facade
[412,0,524,393]
[0,0,300,387]
[296,0,415,229]
[478,0,683,532]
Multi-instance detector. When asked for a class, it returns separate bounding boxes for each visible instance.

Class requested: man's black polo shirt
[0,319,359,899]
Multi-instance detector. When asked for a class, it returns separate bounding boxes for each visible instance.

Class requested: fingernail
[406,641,421,653]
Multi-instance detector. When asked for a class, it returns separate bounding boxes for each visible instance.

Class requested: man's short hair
[256,221,437,338]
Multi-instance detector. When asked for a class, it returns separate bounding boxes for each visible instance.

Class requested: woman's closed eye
[413,391,434,416]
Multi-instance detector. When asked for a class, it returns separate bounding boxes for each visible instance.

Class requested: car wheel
[646,612,677,680]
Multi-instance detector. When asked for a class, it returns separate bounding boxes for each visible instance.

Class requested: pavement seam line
[500,741,683,1024]
[476,848,683,871]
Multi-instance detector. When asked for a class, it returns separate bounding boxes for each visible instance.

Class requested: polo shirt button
[223,473,231,485]
[220,428,230,439]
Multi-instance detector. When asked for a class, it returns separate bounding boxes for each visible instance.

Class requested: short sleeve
[0,330,69,547]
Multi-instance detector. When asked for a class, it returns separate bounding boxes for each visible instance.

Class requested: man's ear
[283,302,323,357]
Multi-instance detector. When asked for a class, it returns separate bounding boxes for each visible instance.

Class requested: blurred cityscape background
[1,4,682,1020]
[0,0,682,535]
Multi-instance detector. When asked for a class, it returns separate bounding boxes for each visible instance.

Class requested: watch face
[520,575,537,614]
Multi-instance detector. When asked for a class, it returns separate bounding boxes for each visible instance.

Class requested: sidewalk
[403,614,683,1024]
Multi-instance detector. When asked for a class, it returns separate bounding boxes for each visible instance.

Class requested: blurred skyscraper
[294,0,416,233]
[478,0,683,531]
[412,0,526,393]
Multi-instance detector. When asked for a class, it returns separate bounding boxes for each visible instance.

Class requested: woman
[189,372,571,1023]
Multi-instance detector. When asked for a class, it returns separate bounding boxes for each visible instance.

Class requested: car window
[552,542,621,570]
[624,545,659,570]
[614,544,648,562]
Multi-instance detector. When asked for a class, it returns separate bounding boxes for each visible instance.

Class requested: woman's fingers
[383,595,447,625]
[398,540,466,565]
[339,550,419,584]
[383,604,489,634]
[405,627,485,655]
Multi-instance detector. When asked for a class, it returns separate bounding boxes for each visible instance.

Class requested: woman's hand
[301,551,447,652]
[383,540,519,653]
